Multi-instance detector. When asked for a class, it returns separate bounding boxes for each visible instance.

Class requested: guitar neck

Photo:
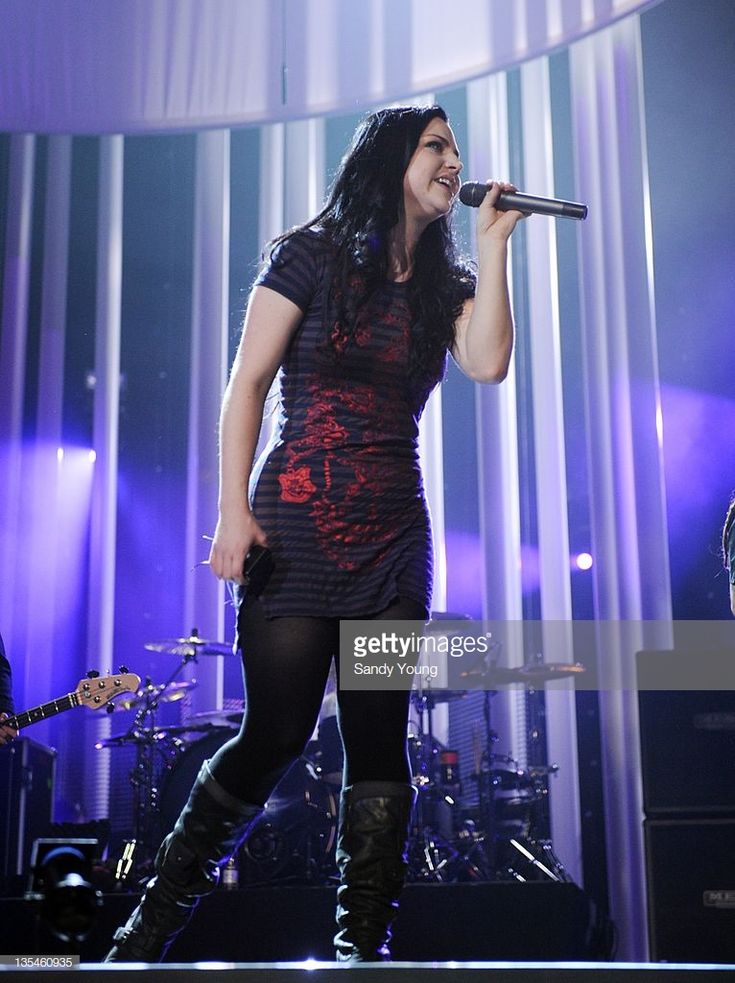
[5,692,79,731]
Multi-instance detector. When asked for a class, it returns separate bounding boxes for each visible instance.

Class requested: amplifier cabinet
[645,817,735,963]
[0,737,56,887]
[637,651,735,815]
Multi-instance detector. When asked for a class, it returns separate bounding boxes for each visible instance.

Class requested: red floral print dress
[247,230,447,618]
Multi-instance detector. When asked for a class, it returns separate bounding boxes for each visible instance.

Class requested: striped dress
[247,229,448,619]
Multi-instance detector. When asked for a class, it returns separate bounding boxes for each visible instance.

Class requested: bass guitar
[2,671,141,731]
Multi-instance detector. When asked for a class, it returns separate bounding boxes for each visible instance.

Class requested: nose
[447,154,462,174]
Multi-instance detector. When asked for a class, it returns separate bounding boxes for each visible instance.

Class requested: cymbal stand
[122,652,198,872]
[480,689,499,874]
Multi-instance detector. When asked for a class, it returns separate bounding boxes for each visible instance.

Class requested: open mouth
[435,177,457,197]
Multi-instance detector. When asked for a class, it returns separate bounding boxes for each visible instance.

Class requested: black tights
[208,596,426,805]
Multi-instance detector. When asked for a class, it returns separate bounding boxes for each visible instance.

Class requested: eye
[425,140,444,152]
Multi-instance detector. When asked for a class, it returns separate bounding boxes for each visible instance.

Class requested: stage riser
[0,883,608,963]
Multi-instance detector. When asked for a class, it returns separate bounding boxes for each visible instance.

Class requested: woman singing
[107,104,524,963]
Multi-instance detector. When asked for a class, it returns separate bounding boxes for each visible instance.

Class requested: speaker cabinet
[637,652,735,815]
[0,737,56,887]
[645,818,735,963]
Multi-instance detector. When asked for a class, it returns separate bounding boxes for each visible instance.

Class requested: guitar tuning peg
[118,665,129,674]
[87,670,100,678]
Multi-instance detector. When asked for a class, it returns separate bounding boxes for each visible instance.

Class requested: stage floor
[1,960,735,982]
[1,882,733,977]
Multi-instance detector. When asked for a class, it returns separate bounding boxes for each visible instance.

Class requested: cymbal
[517,663,586,683]
[185,708,244,729]
[411,689,467,705]
[153,722,219,737]
[460,663,586,685]
[145,636,234,657]
[95,731,154,748]
[459,666,526,684]
[116,679,197,711]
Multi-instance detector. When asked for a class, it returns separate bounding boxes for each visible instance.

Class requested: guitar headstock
[74,673,141,710]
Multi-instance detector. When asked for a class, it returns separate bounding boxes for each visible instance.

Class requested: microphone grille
[459,183,486,207]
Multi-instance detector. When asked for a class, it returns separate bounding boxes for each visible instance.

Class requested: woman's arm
[451,181,525,384]
[208,285,303,584]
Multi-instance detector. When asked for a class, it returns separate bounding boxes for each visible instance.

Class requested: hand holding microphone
[459,181,588,220]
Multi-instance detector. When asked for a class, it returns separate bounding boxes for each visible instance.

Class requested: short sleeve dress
[244,229,457,620]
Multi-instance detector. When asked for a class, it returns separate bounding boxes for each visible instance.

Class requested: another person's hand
[0,713,18,746]
[208,506,268,585]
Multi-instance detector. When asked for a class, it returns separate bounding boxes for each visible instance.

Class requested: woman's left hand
[476,180,527,246]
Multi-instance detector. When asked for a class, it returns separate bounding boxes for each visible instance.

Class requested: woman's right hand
[208,506,268,585]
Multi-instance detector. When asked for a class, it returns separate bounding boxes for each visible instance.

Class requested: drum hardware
[459,665,527,685]
[457,649,585,883]
[407,672,549,884]
[116,679,197,711]
[183,707,245,730]
[101,629,582,886]
[458,663,585,686]
[104,629,345,885]
[409,821,459,883]
[100,629,230,872]
[452,819,495,881]
[497,837,572,883]
[516,662,586,684]
[144,630,233,658]
[313,711,342,786]
[113,839,138,885]
[116,679,188,870]
[404,676,569,884]
[407,684,485,882]
[159,732,337,887]
[97,728,187,749]
[242,758,337,886]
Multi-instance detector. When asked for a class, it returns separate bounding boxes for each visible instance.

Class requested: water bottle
[222,856,239,890]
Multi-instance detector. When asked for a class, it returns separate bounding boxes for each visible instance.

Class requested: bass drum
[159,730,338,885]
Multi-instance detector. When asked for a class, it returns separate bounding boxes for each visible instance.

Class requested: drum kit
[99,630,583,888]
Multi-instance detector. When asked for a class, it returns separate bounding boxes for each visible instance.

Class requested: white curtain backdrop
[1,0,659,134]
[0,0,679,960]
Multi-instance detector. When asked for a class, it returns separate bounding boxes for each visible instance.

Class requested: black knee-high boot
[333,781,416,962]
[105,761,262,962]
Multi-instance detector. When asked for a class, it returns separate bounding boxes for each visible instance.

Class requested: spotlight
[26,839,102,942]
[574,551,594,571]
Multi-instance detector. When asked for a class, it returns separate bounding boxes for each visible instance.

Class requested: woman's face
[402,117,462,230]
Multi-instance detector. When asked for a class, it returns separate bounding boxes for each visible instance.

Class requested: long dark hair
[723,496,735,572]
[269,105,475,380]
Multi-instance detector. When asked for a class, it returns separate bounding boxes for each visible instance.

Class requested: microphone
[459,182,588,220]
